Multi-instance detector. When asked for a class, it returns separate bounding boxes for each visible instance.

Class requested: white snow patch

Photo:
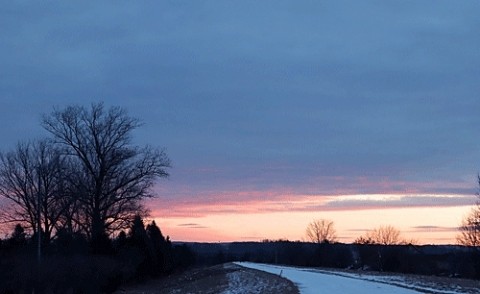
[236,262,422,294]
[293,267,470,294]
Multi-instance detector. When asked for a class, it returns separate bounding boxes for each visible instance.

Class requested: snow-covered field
[236,262,473,294]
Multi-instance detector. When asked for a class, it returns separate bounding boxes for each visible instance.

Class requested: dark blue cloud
[1,1,479,200]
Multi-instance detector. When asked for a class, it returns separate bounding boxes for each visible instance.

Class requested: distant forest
[187,240,480,279]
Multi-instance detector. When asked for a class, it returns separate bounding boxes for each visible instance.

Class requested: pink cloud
[148,192,477,219]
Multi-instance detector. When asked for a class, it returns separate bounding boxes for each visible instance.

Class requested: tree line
[0,103,196,293]
[0,102,170,252]
[0,213,195,293]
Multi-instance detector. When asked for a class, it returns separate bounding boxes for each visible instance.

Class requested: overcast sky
[1,1,480,211]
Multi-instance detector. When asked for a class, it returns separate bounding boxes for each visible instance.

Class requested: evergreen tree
[147,221,173,274]
[9,224,26,247]
[127,215,154,278]
[116,231,127,249]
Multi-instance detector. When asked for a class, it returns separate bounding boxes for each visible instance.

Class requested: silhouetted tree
[353,235,375,244]
[0,139,69,243]
[305,219,337,243]
[42,103,170,251]
[457,199,480,279]
[129,215,149,245]
[457,202,480,247]
[126,215,154,278]
[359,225,402,245]
[146,221,173,273]
[115,230,127,249]
[10,224,26,246]
[54,227,89,254]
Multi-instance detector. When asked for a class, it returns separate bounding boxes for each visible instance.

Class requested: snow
[236,262,422,294]
[283,267,470,294]
[222,263,284,294]
[321,271,463,294]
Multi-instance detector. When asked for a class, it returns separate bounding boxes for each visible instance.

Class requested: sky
[1,1,480,244]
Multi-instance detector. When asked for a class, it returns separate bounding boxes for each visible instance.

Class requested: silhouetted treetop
[41,103,170,249]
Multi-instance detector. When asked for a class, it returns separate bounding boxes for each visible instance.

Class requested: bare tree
[362,225,401,245]
[353,235,375,245]
[42,103,170,247]
[306,219,337,244]
[0,139,68,243]
[457,205,480,247]
[355,225,415,246]
[457,177,480,248]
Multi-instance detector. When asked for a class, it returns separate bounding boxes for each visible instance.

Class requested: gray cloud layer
[1,1,480,200]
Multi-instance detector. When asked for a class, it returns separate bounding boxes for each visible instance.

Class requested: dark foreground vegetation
[0,217,195,293]
[0,103,194,293]
[2,233,480,293]
[186,240,480,279]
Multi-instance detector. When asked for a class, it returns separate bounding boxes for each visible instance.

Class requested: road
[236,262,422,294]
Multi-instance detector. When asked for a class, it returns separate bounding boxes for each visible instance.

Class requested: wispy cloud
[150,192,477,218]
[323,194,476,210]
[410,225,459,233]
[177,223,208,229]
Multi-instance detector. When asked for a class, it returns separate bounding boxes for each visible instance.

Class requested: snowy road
[236,262,421,294]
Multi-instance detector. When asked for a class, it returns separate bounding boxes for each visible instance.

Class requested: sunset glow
[1,1,480,248]
[149,193,476,244]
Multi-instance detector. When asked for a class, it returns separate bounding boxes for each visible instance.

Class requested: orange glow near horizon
[149,193,476,245]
